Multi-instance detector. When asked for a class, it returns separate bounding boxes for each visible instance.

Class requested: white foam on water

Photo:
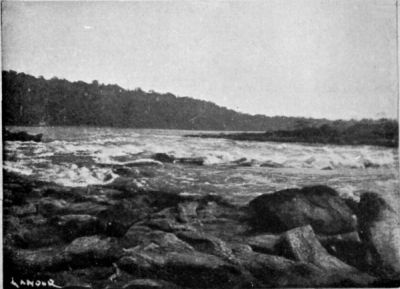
[4,127,398,187]
[4,161,34,175]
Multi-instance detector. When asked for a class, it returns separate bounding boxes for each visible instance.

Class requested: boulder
[176,157,204,166]
[51,214,102,241]
[65,235,123,267]
[357,192,400,278]
[97,202,152,237]
[152,153,175,163]
[248,185,357,234]
[277,225,375,286]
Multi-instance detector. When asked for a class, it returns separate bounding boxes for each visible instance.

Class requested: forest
[2,70,398,144]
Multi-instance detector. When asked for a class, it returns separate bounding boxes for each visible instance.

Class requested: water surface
[4,126,399,204]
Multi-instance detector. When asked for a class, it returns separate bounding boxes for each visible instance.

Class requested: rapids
[3,126,399,204]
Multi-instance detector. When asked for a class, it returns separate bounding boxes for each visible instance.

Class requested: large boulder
[357,192,400,279]
[276,225,375,286]
[248,185,357,234]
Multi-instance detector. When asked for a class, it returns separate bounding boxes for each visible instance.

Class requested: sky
[2,0,399,120]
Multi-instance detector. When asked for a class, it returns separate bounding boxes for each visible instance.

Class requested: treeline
[2,71,398,140]
[2,70,327,130]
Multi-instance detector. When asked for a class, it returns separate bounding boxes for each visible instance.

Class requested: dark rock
[13,225,63,248]
[248,185,357,234]
[4,129,43,142]
[3,183,35,206]
[357,192,400,278]
[11,246,71,272]
[112,166,140,177]
[51,271,92,289]
[152,153,175,163]
[231,157,247,164]
[97,202,152,237]
[9,203,37,216]
[277,225,375,286]
[231,158,254,166]
[177,157,204,166]
[50,214,102,241]
[317,231,370,270]
[64,235,123,267]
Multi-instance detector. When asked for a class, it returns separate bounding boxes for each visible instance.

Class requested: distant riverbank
[186,124,399,148]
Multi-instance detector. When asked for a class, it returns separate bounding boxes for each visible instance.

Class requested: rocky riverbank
[3,170,400,288]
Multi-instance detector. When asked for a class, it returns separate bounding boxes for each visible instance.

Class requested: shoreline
[3,170,400,288]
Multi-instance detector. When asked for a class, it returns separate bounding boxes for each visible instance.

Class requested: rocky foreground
[3,170,400,288]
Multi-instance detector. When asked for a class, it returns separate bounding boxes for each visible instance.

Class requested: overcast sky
[2,0,398,120]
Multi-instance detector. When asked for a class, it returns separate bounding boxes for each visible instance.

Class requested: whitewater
[4,126,399,204]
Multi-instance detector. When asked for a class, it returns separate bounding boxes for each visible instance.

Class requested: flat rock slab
[118,250,241,288]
